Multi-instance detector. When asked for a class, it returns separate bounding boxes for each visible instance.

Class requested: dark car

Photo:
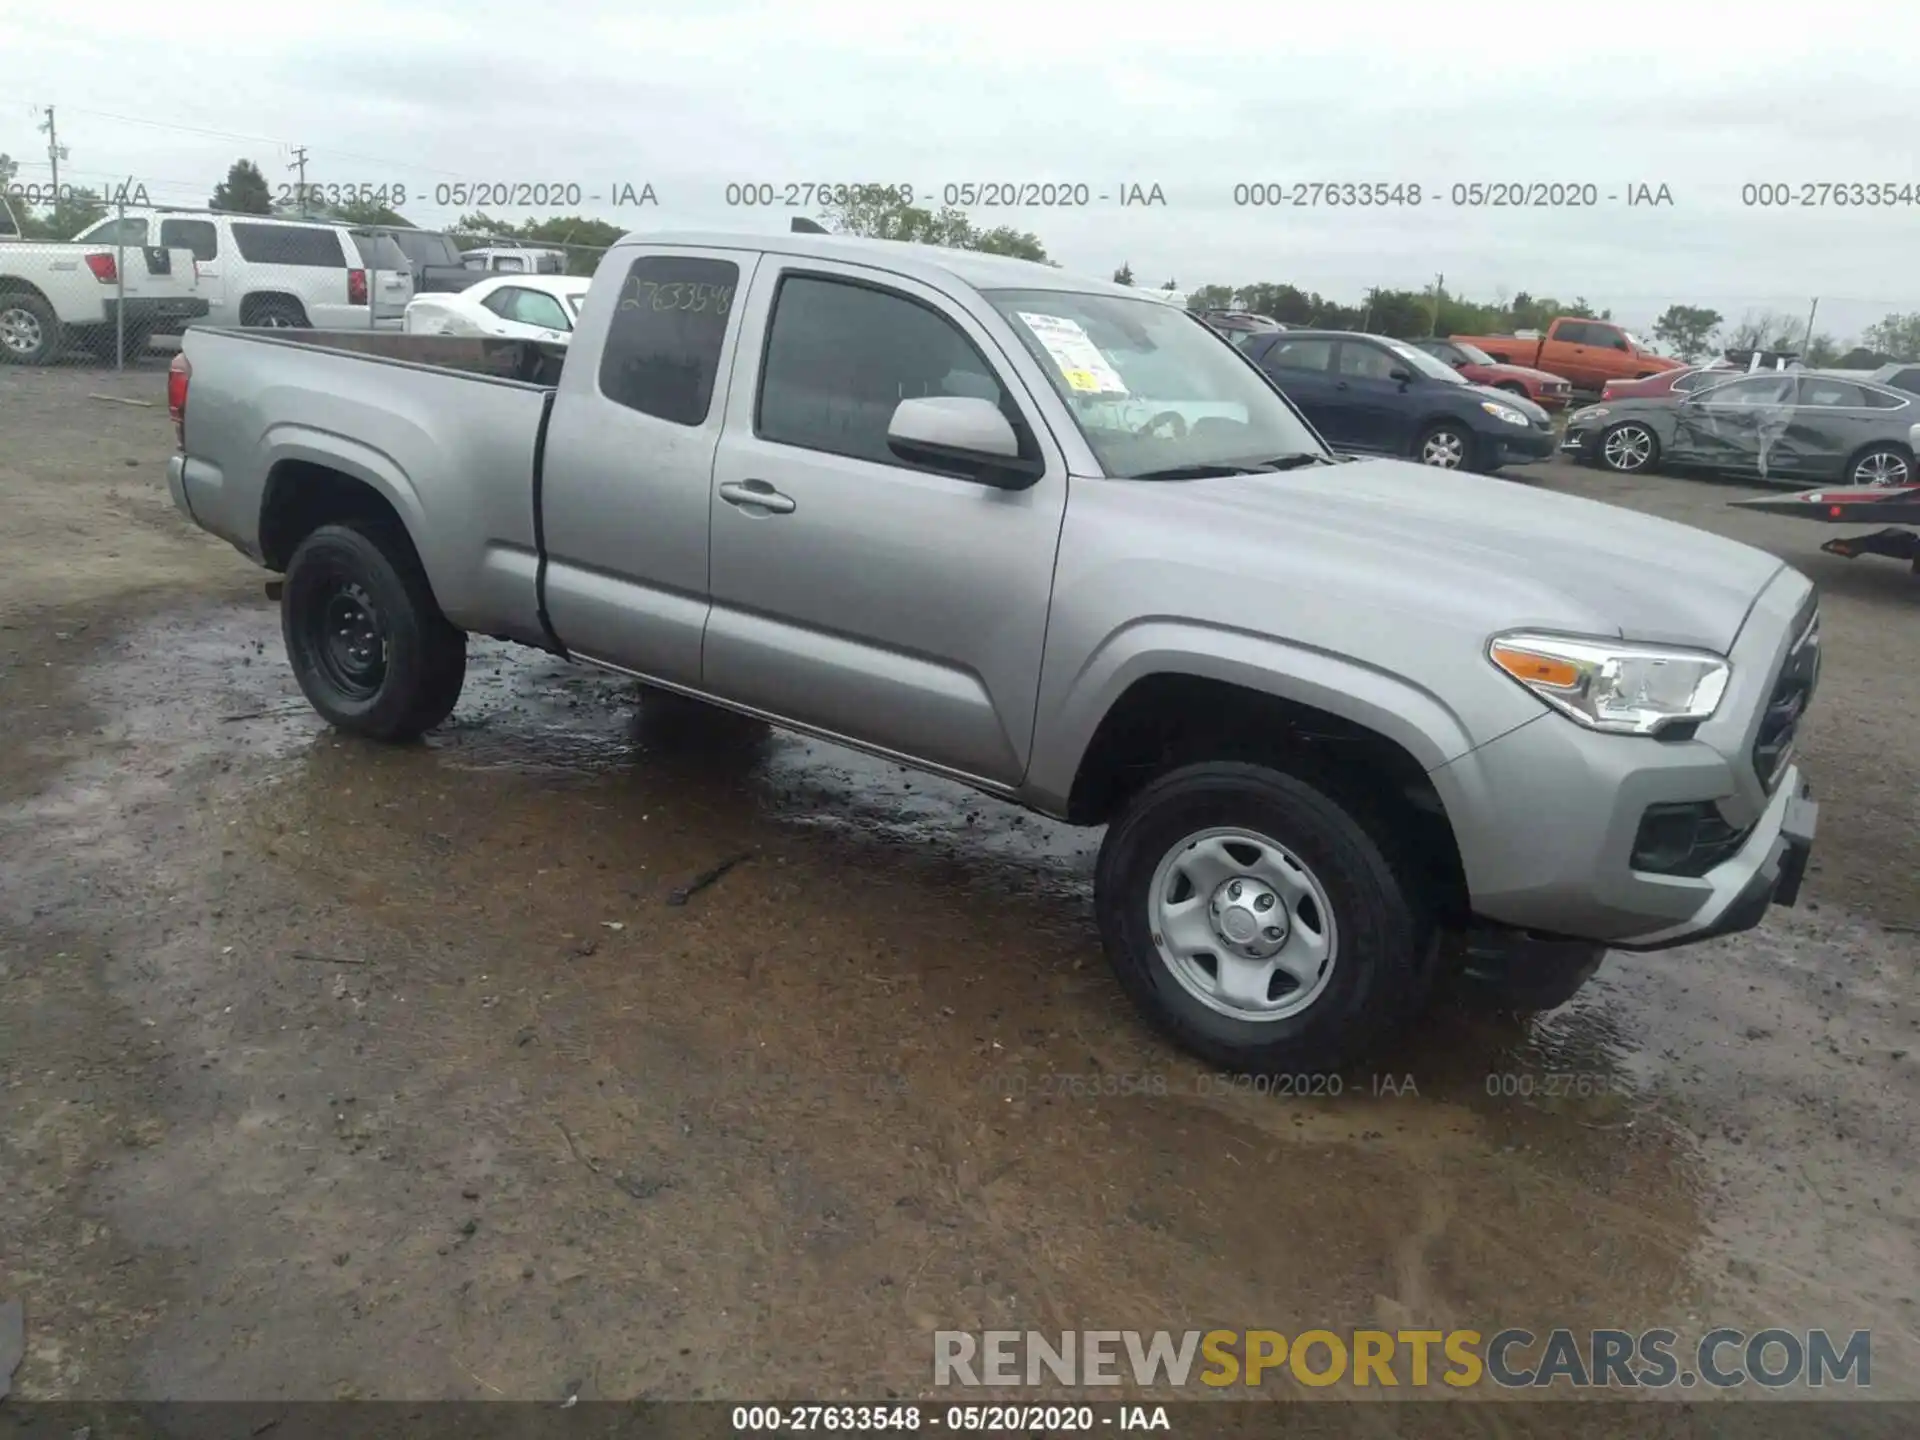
[1560,371,1917,486]
[378,228,487,294]
[1239,329,1556,472]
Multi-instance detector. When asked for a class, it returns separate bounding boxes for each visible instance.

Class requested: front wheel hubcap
[1421,431,1465,467]
[1604,426,1653,470]
[1148,828,1338,1022]
[1853,452,1910,487]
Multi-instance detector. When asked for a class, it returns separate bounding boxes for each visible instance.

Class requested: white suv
[73,210,412,329]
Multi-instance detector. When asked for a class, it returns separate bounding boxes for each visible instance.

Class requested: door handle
[718,480,796,515]
[1335,380,1350,390]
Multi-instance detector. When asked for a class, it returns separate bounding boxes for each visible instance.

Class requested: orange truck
[1449,317,1682,395]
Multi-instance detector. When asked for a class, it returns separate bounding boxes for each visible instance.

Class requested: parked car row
[66,208,413,335]
[1562,370,1916,488]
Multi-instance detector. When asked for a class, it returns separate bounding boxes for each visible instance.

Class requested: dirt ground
[1,362,1916,1413]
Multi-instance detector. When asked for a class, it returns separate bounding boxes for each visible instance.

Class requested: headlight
[1480,400,1530,426]
[1569,405,1609,423]
[1487,632,1731,735]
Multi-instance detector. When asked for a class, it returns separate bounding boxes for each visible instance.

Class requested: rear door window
[158,218,218,261]
[1260,337,1334,372]
[598,255,740,426]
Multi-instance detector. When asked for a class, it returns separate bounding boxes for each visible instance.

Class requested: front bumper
[1430,569,1820,948]
[1490,425,1557,466]
[1558,425,1601,460]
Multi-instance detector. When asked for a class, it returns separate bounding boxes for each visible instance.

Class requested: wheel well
[1067,673,1470,919]
[1847,438,1913,463]
[240,292,307,324]
[259,461,413,571]
[0,279,52,306]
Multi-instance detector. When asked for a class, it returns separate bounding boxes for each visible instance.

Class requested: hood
[1150,458,1783,652]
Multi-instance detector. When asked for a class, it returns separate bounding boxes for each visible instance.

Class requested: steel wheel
[0,304,45,358]
[307,577,388,701]
[1601,422,1657,473]
[1851,449,1912,488]
[1147,826,1339,1022]
[1418,426,1468,468]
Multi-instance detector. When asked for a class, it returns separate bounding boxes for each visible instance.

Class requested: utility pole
[1430,272,1444,336]
[1802,297,1819,357]
[38,107,65,197]
[288,146,309,215]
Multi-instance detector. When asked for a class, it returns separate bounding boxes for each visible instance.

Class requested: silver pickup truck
[164,230,1820,1072]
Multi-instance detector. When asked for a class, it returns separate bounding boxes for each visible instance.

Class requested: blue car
[1238,329,1557,473]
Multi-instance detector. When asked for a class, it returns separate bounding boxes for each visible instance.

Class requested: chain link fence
[0,195,615,369]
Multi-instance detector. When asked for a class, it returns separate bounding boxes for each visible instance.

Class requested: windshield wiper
[1246,452,1336,470]
[1129,463,1274,480]
[1129,453,1335,480]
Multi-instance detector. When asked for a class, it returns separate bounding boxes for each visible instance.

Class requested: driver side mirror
[1388,367,1414,383]
[887,397,1043,489]
[1451,358,1469,369]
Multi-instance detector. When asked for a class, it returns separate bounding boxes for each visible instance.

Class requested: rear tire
[1845,444,1912,488]
[0,292,61,366]
[1095,762,1431,1074]
[282,520,466,740]
[247,297,309,329]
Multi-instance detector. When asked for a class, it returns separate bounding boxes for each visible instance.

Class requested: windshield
[1380,339,1467,384]
[983,288,1326,477]
[1623,330,1654,353]
[1453,341,1496,365]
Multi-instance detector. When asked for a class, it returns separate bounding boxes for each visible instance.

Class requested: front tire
[1598,420,1659,473]
[247,297,310,329]
[1414,422,1475,471]
[282,521,466,740]
[1095,762,1430,1073]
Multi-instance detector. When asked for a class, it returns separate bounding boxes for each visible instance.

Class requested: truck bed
[231,328,567,386]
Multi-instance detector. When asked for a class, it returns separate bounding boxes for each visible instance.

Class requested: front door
[1329,339,1412,454]
[1669,374,1796,475]
[703,259,1068,785]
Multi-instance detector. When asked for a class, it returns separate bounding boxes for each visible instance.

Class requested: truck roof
[613,229,1139,300]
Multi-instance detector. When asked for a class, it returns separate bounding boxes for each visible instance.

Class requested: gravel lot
[1,362,1915,1417]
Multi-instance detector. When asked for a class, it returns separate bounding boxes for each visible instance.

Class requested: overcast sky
[6,0,1917,338]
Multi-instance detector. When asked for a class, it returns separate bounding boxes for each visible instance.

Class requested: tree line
[6,153,1916,363]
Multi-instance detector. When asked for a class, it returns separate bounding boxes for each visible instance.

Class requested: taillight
[348,268,368,305]
[85,252,117,284]
[168,353,190,451]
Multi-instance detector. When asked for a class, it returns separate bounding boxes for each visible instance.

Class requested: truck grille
[1752,604,1820,792]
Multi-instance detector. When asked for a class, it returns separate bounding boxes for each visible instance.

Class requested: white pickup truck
[0,224,207,365]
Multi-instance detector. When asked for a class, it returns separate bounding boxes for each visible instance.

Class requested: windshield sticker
[1017,312,1130,396]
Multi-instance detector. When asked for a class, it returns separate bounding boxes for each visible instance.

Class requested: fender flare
[1026,619,1480,812]
[256,426,431,573]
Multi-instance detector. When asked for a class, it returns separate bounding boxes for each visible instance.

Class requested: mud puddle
[2,598,1915,1400]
